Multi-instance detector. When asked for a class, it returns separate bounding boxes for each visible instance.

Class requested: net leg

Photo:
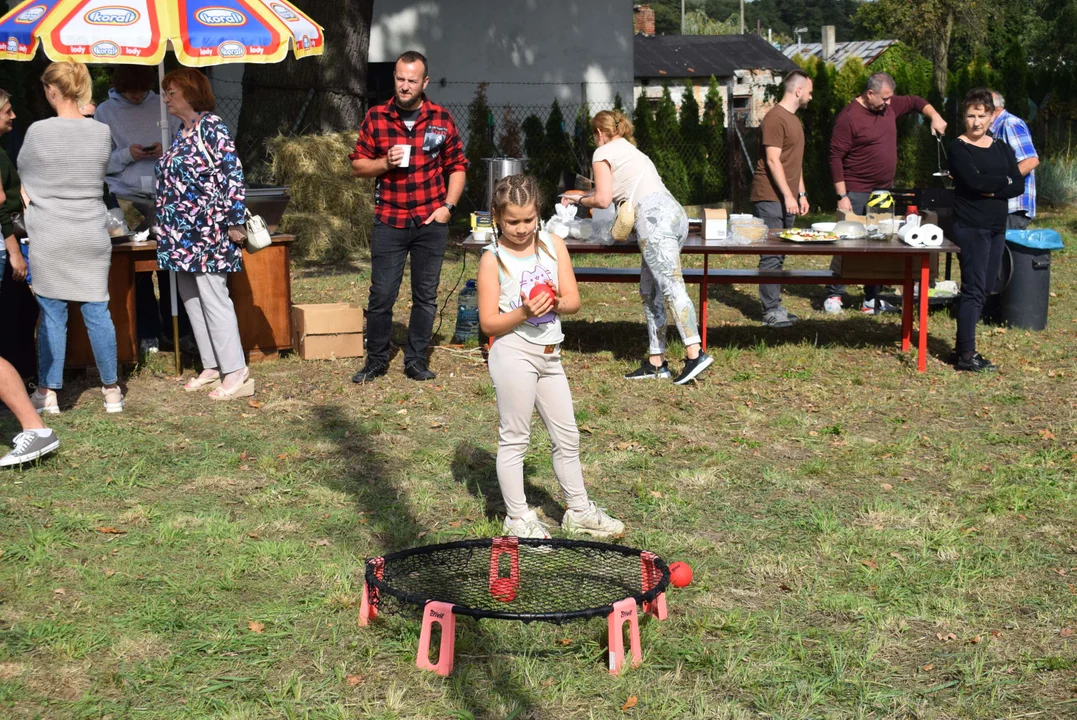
[489,536,520,603]
[416,601,456,677]
[607,598,642,675]
[358,581,377,626]
[639,552,668,621]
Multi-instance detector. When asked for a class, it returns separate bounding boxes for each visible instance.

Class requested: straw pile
[267,131,373,261]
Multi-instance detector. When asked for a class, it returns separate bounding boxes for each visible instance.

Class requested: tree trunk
[930,10,954,98]
[236,0,373,167]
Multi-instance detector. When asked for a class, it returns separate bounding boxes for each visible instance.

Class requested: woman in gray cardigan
[19,60,124,414]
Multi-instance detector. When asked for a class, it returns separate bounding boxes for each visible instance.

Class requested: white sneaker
[102,386,124,413]
[30,388,59,415]
[823,296,844,314]
[561,501,626,539]
[502,509,551,539]
[139,338,159,354]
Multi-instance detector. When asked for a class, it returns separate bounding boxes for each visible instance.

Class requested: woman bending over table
[563,110,712,385]
[948,87,1024,373]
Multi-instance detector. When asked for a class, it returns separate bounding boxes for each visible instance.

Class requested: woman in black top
[947,88,1024,372]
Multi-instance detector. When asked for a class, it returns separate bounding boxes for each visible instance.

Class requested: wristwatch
[838,193,848,199]
[445,202,457,215]
[798,192,807,198]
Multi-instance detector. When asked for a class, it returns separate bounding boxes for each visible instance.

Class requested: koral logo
[270,3,298,21]
[429,609,445,619]
[5,37,18,53]
[91,41,120,57]
[197,7,246,26]
[15,5,46,24]
[85,7,140,25]
[217,41,245,58]
[620,609,634,618]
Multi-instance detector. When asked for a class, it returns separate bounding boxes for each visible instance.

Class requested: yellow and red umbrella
[0,0,324,372]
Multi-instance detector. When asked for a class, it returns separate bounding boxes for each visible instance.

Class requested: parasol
[0,0,324,373]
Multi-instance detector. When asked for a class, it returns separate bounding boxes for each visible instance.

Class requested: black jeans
[367,218,449,367]
[825,191,876,300]
[953,221,1006,354]
[753,201,795,313]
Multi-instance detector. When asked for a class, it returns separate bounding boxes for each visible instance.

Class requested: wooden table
[461,232,959,373]
[66,234,295,368]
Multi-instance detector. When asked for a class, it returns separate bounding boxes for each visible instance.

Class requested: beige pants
[177,271,245,375]
[487,331,589,518]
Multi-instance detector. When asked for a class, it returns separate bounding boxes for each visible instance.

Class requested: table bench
[462,232,959,372]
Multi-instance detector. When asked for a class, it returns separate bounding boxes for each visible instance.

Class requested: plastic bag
[105,208,129,238]
[546,204,577,238]
[589,203,617,245]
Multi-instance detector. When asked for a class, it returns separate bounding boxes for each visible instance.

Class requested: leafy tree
[632,93,655,152]
[464,83,496,214]
[678,80,706,202]
[1000,40,1030,120]
[701,75,727,201]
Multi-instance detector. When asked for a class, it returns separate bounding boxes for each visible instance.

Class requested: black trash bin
[998,230,1064,331]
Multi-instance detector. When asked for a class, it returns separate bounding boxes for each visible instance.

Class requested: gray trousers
[176,271,246,375]
[754,201,795,313]
[825,191,872,299]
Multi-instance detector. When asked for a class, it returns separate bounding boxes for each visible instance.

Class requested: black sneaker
[352,362,387,383]
[625,360,672,380]
[404,360,436,381]
[955,352,997,373]
[673,353,714,385]
[762,308,797,328]
[0,430,59,467]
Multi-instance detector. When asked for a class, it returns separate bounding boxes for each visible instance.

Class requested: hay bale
[267,132,374,260]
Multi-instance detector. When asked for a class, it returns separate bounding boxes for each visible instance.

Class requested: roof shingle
[635,34,799,79]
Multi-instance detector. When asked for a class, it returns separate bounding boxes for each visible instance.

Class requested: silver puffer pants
[635,191,701,355]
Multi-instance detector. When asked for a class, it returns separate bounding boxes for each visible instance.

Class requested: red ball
[668,561,693,588]
[528,283,555,302]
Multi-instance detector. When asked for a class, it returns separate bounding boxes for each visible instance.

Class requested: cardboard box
[295,333,365,360]
[292,303,365,359]
[704,208,728,240]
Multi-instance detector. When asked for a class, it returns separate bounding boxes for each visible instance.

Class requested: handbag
[194,117,270,252]
[611,175,642,242]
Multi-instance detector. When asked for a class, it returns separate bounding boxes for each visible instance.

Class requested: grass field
[1,211,1075,719]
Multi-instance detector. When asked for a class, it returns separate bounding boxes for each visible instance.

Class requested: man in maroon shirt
[824,72,946,314]
[350,51,467,383]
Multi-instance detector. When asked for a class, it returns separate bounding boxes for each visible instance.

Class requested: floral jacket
[155,113,246,273]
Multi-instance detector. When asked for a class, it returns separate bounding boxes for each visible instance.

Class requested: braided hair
[490,173,554,275]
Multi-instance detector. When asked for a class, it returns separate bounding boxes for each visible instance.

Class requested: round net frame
[364,537,670,624]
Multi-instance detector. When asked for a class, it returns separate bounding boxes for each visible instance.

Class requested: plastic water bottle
[453,280,480,344]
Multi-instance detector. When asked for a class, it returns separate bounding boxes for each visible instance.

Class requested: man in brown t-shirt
[750,70,812,327]
[824,72,946,314]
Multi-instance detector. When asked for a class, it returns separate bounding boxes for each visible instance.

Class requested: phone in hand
[144,142,161,153]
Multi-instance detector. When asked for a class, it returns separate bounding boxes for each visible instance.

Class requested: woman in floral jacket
[156,68,252,399]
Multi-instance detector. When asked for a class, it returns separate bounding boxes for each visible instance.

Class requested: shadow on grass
[313,404,422,551]
[451,441,561,523]
[292,260,366,278]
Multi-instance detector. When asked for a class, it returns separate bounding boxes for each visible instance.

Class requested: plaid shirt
[989,110,1037,218]
[351,96,468,228]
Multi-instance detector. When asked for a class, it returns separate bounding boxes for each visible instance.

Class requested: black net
[365,538,669,624]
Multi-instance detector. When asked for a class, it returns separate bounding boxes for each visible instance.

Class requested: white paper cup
[395,144,411,168]
[140,176,154,194]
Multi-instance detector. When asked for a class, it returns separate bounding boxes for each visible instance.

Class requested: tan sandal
[209,369,253,400]
[184,372,221,392]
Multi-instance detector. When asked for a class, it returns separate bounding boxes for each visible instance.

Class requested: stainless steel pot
[484,157,527,211]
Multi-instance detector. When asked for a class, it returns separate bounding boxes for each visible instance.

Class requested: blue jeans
[366,218,449,367]
[0,248,6,292]
[36,295,118,389]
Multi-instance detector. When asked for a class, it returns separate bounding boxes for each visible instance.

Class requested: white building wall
[369,0,636,109]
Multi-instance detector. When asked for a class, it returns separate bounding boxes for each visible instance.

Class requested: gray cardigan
[19,117,112,302]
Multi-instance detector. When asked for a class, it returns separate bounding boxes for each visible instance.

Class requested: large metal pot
[484,157,526,211]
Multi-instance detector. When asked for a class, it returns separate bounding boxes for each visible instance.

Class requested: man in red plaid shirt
[350,50,467,382]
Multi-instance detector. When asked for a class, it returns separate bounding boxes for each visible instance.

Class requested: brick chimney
[821,25,836,62]
[634,4,655,36]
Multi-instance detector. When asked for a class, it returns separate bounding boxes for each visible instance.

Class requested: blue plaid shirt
[989,110,1037,218]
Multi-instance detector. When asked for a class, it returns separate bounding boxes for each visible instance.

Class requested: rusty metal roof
[635,34,799,79]
[782,40,899,68]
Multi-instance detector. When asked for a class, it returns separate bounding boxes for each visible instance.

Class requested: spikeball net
[359,537,671,676]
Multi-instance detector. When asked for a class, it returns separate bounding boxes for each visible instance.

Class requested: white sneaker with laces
[561,501,626,539]
[823,296,844,314]
[102,386,124,413]
[502,509,551,539]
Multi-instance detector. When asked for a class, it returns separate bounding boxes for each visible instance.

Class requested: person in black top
[947,88,1024,373]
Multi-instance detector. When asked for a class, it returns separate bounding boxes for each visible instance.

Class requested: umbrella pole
[158,62,181,376]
